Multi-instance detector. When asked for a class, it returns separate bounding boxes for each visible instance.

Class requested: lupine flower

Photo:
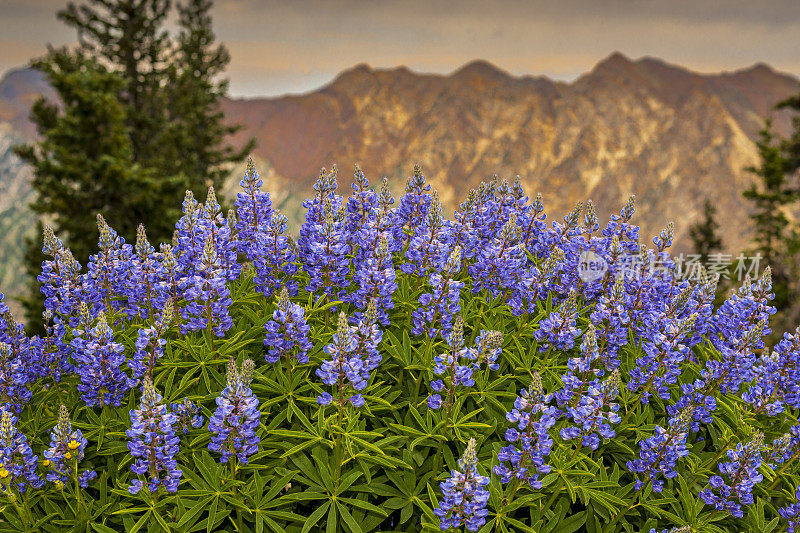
[494,373,557,489]
[589,275,631,371]
[264,288,312,364]
[72,311,130,408]
[43,405,95,487]
[742,326,800,415]
[534,290,580,351]
[465,330,503,371]
[123,225,160,320]
[350,300,383,387]
[628,312,698,404]
[393,164,432,245]
[174,191,206,278]
[181,234,233,337]
[37,225,84,321]
[649,527,691,533]
[208,359,261,464]
[127,377,182,494]
[554,324,603,408]
[170,398,204,434]
[316,312,367,407]
[345,164,379,254]
[84,214,133,313]
[349,233,398,326]
[299,168,351,299]
[699,432,765,518]
[780,485,800,533]
[627,406,694,492]
[434,438,490,532]
[34,310,73,384]
[469,213,534,313]
[402,191,454,277]
[200,186,241,282]
[0,342,31,413]
[428,316,474,412]
[560,369,621,450]
[155,243,182,310]
[128,300,173,387]
[235,157,273,259]
[412,246,465,339]
[253,212,299,298]
[0,409,43,493]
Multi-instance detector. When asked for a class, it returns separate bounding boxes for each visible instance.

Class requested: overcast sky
[1,0,799,97]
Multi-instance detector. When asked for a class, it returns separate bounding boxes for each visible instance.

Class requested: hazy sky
[1,0,799,97]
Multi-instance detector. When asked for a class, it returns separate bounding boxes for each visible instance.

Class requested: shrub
[1,159,799,532]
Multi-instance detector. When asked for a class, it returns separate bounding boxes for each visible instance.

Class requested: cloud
[1,0,799,96]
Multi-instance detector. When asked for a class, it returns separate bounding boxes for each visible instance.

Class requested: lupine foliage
[2,160,800,532]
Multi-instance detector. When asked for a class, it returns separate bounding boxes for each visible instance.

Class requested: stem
[73,456,86,517]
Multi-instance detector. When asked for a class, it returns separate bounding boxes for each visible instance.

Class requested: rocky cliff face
[0,53,798,308]
[222,53,799,255]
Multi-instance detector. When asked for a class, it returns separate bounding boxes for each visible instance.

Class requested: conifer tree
[689,199,723,264]
[742,119,799,321]
[13,49,170,326]
[160,0,255,193]
[58,0,173,168]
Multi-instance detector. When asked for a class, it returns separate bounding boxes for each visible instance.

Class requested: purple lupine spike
[208,359,261,464]
[43,405,95,487]
[434,438,490,532]
[127,377,182,494]
[699,432,765,518]
[494,372,557,489]
[627,406,694,493]
[72,311,130,408]
[264,288,312,364]
[0,408,43,493]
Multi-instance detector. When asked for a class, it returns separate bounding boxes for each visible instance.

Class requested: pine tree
[13,49,175,326]
[742,119,798,316]
[14,49,164,260]
[18,0,251,326]
[689,199,723,263]
[58,0,173,168]
[160,0,255,193]
[777,94,800,174]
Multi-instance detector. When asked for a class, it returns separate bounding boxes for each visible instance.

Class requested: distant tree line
[691,93,800,338]
[14,0,254,327]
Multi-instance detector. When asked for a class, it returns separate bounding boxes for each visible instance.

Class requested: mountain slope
[222,53,799,255]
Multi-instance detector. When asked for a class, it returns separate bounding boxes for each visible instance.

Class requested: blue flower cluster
[780,485,800,533]
[127,377,182,494]
[494,373,557,489]
[170,398,204,435]
[627,406,694,492]
[316,312,370,408]
[699,432,765,518]
[742,325,800,415]
[434,438,490,532]
[43,405,95,487]
[128,300,173,387]
[0,409,43,493]
[264,288,312,364]
[71,310,129,407]
[534,290,580,351]
[413,247,464,339]
[208,359,261,464]
[428,316,473,411]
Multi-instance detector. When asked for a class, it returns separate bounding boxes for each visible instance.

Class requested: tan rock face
[223,54,799,254]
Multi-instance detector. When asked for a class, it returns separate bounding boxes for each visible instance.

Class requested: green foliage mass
[4,257,800,533]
